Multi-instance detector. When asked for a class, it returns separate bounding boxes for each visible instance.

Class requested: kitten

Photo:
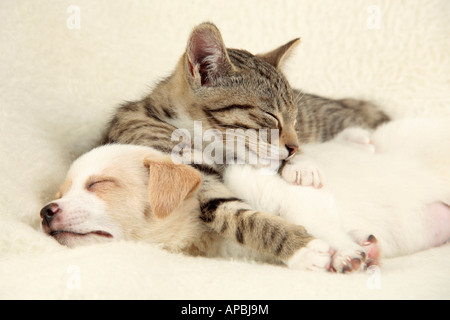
[102,22,389,271]
[104,22,389,169]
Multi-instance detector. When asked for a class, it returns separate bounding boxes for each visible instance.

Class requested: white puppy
[224,118,450,267]
[40,145,334,271]
[40,118,450,272]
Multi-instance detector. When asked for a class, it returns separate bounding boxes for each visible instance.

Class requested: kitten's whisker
[294,90,306,104]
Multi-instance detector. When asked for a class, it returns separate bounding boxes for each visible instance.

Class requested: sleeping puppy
[40,146,209,252]
[40,118,450,272]
[40,144,338,271]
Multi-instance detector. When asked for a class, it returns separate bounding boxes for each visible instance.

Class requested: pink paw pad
[329,249,367,273]
[362,235,380,268]
[348,230,381,270]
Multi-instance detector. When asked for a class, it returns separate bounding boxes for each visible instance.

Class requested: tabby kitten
[103,22,389,270]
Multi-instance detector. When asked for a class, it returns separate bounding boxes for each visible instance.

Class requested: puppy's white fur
[43,145,276,264]
[224,118,450,258]
[44,145,206,251]
[42,118,450,271]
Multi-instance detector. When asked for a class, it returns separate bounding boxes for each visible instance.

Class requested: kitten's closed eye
[265,112,280,128]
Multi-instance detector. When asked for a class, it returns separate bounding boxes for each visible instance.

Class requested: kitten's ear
[144,157,202,219]
[257,38,301,69]
[186,22,233,87]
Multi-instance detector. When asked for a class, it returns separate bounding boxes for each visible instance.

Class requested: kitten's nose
[285,144,298,157]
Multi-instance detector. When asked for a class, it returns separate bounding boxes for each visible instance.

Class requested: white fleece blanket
[0,0,449,300]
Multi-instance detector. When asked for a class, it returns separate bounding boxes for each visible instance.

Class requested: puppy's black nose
[40,203,60,226]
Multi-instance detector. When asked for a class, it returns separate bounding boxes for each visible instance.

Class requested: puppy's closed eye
[86,177,117,192]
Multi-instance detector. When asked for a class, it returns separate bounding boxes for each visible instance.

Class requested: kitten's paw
[336,127,375,153]
[281,161,325,188]
[286,239,332,271]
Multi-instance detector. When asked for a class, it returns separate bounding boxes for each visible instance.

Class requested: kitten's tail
[339,98,391,129]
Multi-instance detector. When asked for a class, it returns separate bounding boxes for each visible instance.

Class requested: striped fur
[294,91,390,144]
[196,174,313,261]
[102,22,389,263]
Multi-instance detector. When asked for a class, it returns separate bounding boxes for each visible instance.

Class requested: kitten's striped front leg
[198,180,332,270]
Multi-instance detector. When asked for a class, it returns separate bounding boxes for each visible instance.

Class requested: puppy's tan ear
[144,157,202,219]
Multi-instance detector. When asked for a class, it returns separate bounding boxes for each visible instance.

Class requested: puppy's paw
[348,230,381,269]
[329,231,381,273]
[281,161,325,188]
[336,127,375,153]
[286,239,332,271]
[331,248,366,273]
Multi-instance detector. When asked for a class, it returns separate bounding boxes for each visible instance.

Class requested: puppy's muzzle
[40,203,60,227]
